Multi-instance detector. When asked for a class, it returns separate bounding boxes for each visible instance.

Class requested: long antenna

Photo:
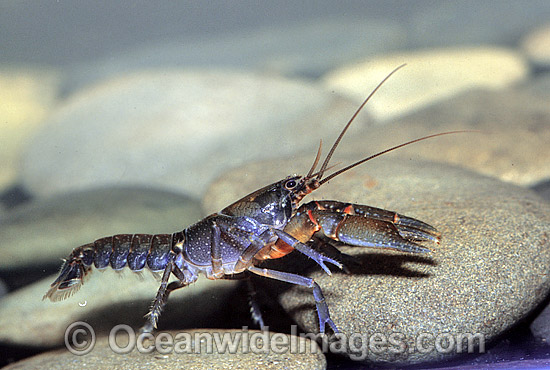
[315,64,407,181]
[318,130,476,185]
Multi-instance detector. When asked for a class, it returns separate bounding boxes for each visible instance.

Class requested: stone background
[1,1,550,369]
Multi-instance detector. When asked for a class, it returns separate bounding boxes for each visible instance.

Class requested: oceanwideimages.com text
[65,322,485,361]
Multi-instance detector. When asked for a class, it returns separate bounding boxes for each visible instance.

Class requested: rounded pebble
[322,47,529,121]
[522,23,550,68]
[0,67,59,191]
[20,70,349,199]
[0,187,202,270]
[204,156,550,365]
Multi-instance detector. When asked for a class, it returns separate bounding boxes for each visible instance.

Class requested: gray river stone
[521,23,550,69]
[0,187,202,270]
[203,156,550,365]
[2,329,326,370]
[322,47,528,122]
[0,66,60,192]
[19,69,352,199]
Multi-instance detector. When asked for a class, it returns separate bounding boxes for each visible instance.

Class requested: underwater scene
[1,1,550,369]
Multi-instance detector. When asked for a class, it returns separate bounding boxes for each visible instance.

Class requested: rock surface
[0,270,238,348]
[19,70,352,199]
[532,181,550,203]
[322,47,528,121]
[0,187,202,270]
[0,67,59,191]
[339,88,550,187]
[522,23,550,68]
[2,329,326,370]
[203,156,550,364]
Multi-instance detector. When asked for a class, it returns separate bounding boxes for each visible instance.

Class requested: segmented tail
[44,233,180,301]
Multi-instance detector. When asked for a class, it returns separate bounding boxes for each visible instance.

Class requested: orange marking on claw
[307,210,317,224]
[332,214,347,240]
[343,204,355,214]
[393,213,400,223]
[307,210,321,232]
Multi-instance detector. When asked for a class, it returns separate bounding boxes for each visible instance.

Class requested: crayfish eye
[284,179,297,190]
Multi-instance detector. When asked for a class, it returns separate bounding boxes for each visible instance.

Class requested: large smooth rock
[0,270,238,348]
[322,47,528,121]
[2,329,326,370]
[0,67,59,191]
[0,187,202,270]
[522,24,550,68]
[203,156,550,365]
[337,88,550,186]
[19,70,352,199]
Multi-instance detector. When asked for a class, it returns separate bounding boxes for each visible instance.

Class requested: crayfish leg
[246,277,266,329]
[248,265,338,334]
[272,229,343,274]
[310,237,362,274]
[144,260,194,332]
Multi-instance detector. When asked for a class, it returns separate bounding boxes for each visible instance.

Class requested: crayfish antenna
[315,64,407,181]
[318,130,479,186]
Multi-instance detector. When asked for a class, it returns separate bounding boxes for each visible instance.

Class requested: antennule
[306,140,323,178]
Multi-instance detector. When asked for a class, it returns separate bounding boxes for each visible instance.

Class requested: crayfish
[45,65,459,333]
